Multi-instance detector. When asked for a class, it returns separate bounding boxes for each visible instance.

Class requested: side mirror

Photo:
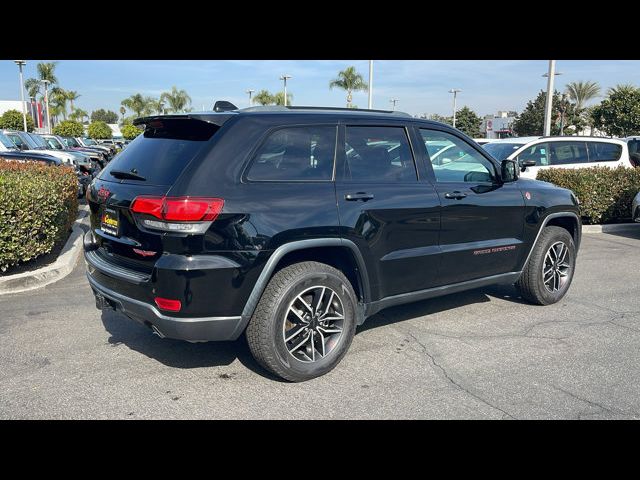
[501,159,519,182]
[520,159,536,172]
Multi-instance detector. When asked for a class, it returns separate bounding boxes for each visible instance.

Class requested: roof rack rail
[237,105,412,117]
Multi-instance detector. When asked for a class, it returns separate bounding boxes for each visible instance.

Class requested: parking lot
[1,227,639,419]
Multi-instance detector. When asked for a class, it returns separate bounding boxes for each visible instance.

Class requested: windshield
[27,133,49,149]
[44,137,64,150]
[0,132,17,149]
[482,142,525,160]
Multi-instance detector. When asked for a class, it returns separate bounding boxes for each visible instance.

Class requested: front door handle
[345,192,375,202]
[444,191,467,200]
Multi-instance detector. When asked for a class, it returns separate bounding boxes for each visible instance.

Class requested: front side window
[516,142,550,166]
[550,142,588,165]
[342,126,417,182]
[587,142,622,162]
[420,129,495,183]
[247,126,336,181]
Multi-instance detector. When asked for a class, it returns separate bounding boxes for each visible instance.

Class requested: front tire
[516,226,576,305]
[246,261,357,382]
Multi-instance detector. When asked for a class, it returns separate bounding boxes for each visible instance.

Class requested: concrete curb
[582,223,640,233]
[0,205,89,295]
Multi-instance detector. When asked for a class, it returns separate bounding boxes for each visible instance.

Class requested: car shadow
[100,283,526,379]
[100,310,282,381]
[602,226,640,240]
[357,283,527,333]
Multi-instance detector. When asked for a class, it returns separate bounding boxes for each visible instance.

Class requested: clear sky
[1,60,638,118]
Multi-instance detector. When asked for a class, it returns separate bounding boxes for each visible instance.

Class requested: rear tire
[246,261,357,382]
[516,226,576,305]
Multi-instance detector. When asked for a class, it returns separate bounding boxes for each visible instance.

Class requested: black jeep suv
[84,106,581,381]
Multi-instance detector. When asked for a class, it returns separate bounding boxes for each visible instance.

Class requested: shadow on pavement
[601,227,640,240]
[357,283,526,334]
[100,309,280,381]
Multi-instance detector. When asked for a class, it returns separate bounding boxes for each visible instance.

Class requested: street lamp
[390,98,399,111]
[246,89,255,107]
[14,60,27,132]
[542,61,562,136]
[448,89,462,128]
[42,79,51,134]
[368,60,374,109]
[279,75,292,107]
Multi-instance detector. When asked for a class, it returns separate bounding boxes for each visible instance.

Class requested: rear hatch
[87,117,223,273]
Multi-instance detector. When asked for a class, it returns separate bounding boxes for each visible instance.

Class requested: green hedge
[0,160,79,272]
[536,166,640,224]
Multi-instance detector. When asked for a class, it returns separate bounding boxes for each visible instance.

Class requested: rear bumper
[87,273,244,342]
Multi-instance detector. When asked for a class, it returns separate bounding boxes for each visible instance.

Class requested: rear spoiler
[133,112,236,127]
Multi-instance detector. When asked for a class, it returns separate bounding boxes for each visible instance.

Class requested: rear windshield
[482,142,525,160]
[99,119,220,185]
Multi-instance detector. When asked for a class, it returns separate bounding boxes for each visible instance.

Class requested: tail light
[131,196,224,233]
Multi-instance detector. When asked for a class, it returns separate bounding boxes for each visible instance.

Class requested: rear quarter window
[587,142,622,162]
[99,119,220,186]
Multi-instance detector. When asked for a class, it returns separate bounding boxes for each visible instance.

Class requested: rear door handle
[444,191,467,200]
[345,192,375,201]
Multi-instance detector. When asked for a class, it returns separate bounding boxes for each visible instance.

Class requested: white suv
[483,136,634,179]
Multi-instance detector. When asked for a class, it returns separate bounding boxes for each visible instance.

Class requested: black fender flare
[520,211,581,270]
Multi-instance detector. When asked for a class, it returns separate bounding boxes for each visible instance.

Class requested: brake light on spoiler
[131,196,224,233]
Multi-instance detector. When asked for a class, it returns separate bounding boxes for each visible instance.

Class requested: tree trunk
[347,91,352,108]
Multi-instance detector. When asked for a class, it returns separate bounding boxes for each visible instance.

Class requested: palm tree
[50,87,69,121]
[606,83,639,97]
[121,93,149,118]
[148,98,166,114]
[329,66,368,108]
[273,91,293,106]
[24,61,59,101]
[252,90,274,106]
[119,106,126,122]
[66,90,81,112]
[24,78,42,99]
[564,81,600,110]
[160,86,192,113]
[70,108,88,123]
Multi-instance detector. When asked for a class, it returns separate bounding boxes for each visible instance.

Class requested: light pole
[368,60,373,109]
[279,75,292,106]
[246,89,255,107]
[42,79,51,134]
[389,98,399,111]
[14,60,28,132]
[542,61,562,136]
[449,89,462,128]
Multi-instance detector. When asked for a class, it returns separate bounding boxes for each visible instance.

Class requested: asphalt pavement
[1,228,639,419]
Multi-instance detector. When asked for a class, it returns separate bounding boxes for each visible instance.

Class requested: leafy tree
[121,93,149,118]
[53,120,84,137]
[0,109,35,132]
[91,109,119,124]
[512,90,566,136]
[451,106,482,137]
[253,90,275,105]
[329,66,368,108]
[160,86,192,113]
[565,81,600,110]
[425,113,453,125]
[591,85,640,137]
[87,121,113,139]
[121,124,143,140]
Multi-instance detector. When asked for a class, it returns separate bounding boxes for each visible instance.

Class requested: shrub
[536,166,640,224]
[0,160,78,272]
[87,121,113,139]
[0,109,35,132]
[121,124,143,140]
[52,120,84,137]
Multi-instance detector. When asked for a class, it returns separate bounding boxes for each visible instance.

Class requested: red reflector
[131,196,224,222]
[154,297,182,312]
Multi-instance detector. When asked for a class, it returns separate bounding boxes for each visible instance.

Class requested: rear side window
[100,119,220,186]
[247,126,336,181]
[550,142,588,165]
[587,142,622,162]
[342,126,417,182]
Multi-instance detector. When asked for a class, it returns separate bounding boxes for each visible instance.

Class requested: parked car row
[0,130,119,198]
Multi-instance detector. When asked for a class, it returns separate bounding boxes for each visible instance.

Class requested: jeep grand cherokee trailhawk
[84,106,581,381]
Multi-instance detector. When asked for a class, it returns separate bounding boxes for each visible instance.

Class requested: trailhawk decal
[473,245,517,255]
